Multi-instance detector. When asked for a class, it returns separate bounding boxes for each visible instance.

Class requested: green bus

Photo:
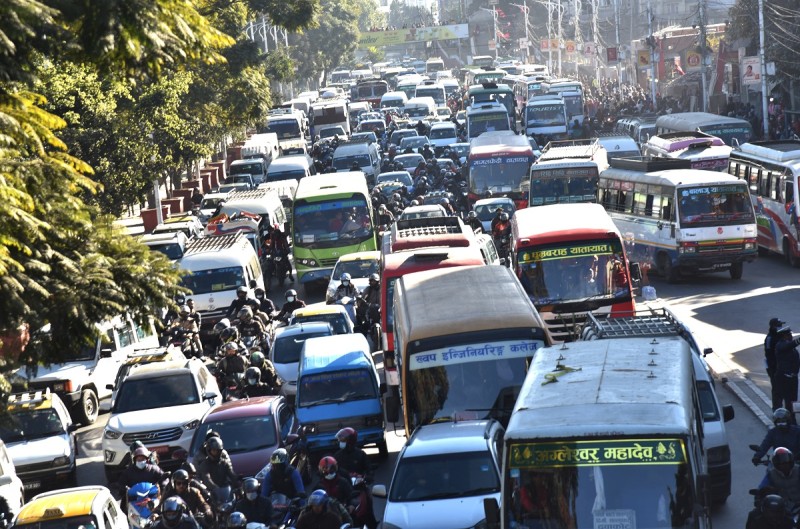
[467,81,517,132]
[292,172,377,289]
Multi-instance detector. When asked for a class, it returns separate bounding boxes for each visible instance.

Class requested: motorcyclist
[233,478,272,525]
[153,497,200,529]
[490,207,505,233]
[226,286,252,319]
[421,143,434,160]
[440,197,455,216]
[746,493,794,529]
[753,408,800,463]
[254,287,276,317]
[226,512,247,529]
[273,289,307,322]
[465,210,484,233]
[166,305,202,357]
[180,461,212,503]
[330,273,358,304]
[270,224,294,282]
[250,350,282,390]
[161,470,213,524]
[388,193,405,216]
[377,204,395,227]
[314,456,352,506]
[217,326,245,358]
[197,436,240,494]
[242,366,276,397]
[295,490,343,529]
[333,428,370,479]
[492,212,511,240]
[118,447,167,495]
[356,274,380,329]
[758,447,800,507]
[216,342,249,379]
[260,448,305,500]
[236,307,267,348]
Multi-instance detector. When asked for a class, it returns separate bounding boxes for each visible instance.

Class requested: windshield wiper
[416,491,466,500]
[459,486,500,496]
[301,397,347,407]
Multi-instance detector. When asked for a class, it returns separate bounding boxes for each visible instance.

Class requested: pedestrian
[766,317,786,410]
[774,326,800,421]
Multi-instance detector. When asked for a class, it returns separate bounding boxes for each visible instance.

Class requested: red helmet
[318,456,338,476]
[336,427,358,446]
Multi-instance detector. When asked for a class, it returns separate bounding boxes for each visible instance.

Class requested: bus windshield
[505,440,693,529]
[181,266,245,295]
[562,93,583,120]
[469,112,510,137]
[529,168,599,205]
[469,158,531,193]
[471,92,514,117]
[299,369,377,407]
[293,197,373,249]
[267,120,301,139]
[526,104,566,126]
[678,184,754,227]
[406,344,537,430]
[517,239,630,306]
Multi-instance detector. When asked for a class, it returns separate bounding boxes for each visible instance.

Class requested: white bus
[425,57,445,75]
[311,99,350,137]
[524,95,568,142]
[529,138,608,206]
[643,131,732,172]
[490,337,712,529]
[466,102,510,139]
[598,156,757,281]
[655,112,753,147]
[541,79,584,124]
[727,139,800,266]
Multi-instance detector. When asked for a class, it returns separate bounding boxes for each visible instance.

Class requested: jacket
[754,426,800,459]
[197,454,239,490]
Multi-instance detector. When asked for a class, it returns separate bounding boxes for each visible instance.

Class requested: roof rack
[8,388,51,408]
[394,216,464,237]
[183,233,245,256]
[737,140,800,162]
[607,155,692,172]
[538,138,602,161]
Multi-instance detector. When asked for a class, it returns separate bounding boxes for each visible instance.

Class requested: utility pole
[479,6,499,59]
[647,0,657,107]
[591,0,599,84]
[557,0,563,76]
[698,0,708,112]
[547,0,554,72]
[612,0,622,82]
[758,0,768,138]
[511,1,531,62]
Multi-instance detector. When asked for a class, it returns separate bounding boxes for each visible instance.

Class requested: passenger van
[595,133,641,161]
[296,334,386,456]
[218,188,287,233]
[229,158,267,186]
[178,233,265,332]
[266,156,313,183]
[414,82,446,107]
[403,96,437,121]
[379,91,409,110]
[331,139,381,186]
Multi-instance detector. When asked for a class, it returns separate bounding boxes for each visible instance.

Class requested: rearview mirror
[483,497,501,529]
[629,262,642,282]
[100,347,114,358]
[203,391,219,401]
[371,484,387,498]
[106,383,114,390]
[722,404,735,422]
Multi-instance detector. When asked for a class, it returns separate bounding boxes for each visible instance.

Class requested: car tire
[729,262,743,280]
[76,389,99,425]
[377,439,389,459]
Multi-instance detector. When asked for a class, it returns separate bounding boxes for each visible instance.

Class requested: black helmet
[213,318,231,335]
[762,494,788,521]
[500,212,509,222]
[255,287,266,298]
[772,447,795,476]
[175,293,186,305]
[180,461,197,475]
[467,211,477,219]
[242,478,260,495]
[130,440,145,454]
[774,408,792,428]
[369,273,380,283]
[227,512,247,529]
[236,285,248,296]
[206,436,224,456]
[172,469,189,487]
[238,307,253,322]
[285,289,298,299]
[161,497,186,528]
[220,327,239,344]
[245,366,261,385]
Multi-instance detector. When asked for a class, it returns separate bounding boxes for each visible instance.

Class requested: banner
[565,40,576,54]
[637,50,651,67]
[583,42,597,56]
[742,56,762,85]
[357,24,469,48]
[685,50,701,70]
[606,47,618,62]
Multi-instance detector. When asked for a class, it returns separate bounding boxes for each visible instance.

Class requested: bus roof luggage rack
[647,131,724,151]
[607,155,692,171]
[183,232,243,256]
[582,308,685,339]
[538,138,601,161]
[737,140,800,162]
[394,216,464,237]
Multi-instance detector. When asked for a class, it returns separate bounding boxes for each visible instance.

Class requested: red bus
[383,216,474,254]
[467,131,535,210]
[354,79,389,108]
[511,203,639,342]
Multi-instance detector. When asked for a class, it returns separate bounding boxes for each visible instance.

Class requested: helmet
[774,408,792,428]
[245,366,261,385]
[341,273,352,283]
[410,200,419,206]
[161,497,186,527]
[369,273,379,283]
[206,436,224,454]
[130,440,145,453]
[772,447,795,476]
[250,351,265,365]
[762,494,788,521]
[442,198,449,204]
[220,327,239,344]
[213,318,231,335]
[242,477,260,494]
[180,461,197,475]
[179,305,191,316]
[318,456,338,478]
[484,190,493,198]
[172,469,189,487]
[237,286,248,296]
[285,289,298,299]
[238,307,253,322]
[500,212,509,222]
[175,293,186,305]
[467,211,477,219]
[335,427,358,446]
[379,204,387,212]
[133,447,150,460]
[271,448,289,465]
[255,287,266,298]
[227,512,247,529]
[308,490,328,507]
[223,342,239,355]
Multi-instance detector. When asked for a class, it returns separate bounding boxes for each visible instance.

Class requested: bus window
[786,181,794,206]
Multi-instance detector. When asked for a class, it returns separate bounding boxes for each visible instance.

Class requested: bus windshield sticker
[593,509,636,529]
[681,185,742,196]
[408,340,544,370]
[519,243,614,263]
[508,439,687,468]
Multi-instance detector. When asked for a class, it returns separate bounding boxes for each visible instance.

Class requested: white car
[397,205,448,221]
[271,322,334,397]
[373,420,504,529]
[325,251,381,304]
[102,358,220,482]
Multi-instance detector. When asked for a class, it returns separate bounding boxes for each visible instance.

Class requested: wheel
[377,439,389,459]
[76,389,99,425]
[729,262,743,280]
[784,239,800,268]
[657,253,679,283]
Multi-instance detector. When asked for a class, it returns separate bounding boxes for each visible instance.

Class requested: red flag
[496,8,506,17]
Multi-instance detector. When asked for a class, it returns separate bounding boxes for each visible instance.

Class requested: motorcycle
[347,473,377,529]
[267,493,304,529]
[127,482,160,529]
[255,427,311,485]
[749,444,800,527]
[335,296,358,328]
[494,234,511,267]
[211,484,236,529]
[264,251,291,288]
[162,325,202,359]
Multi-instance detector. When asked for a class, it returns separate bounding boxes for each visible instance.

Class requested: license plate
[151,445,169,455]
[23,481,41,490]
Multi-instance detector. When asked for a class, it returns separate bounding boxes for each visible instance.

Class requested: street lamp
[510,1,530,62]
[478,6,499,59]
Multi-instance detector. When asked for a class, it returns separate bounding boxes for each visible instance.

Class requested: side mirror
[106,383,114,390]
[68,423,79,433]
[371,484,387,498]
[703,347,713,357]
[722,404,735,422]
[483,497,501,529]
[203,391,219,401]
[629,262,642,282]
[100,347,114,358]
[379,382,387,395]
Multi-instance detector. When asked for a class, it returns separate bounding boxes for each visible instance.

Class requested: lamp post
[479,6,499,59]
[510,1,530,62]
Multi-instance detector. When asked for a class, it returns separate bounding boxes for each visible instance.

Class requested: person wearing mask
[253,287,275,319]
[295,490,343,529]
[330,273,358,304]
[332,428,370,478]
[270,224,294,281]
[233,479,272,525]
[465,210,483,233]
[226,286,252,319]
[376,204,395,228]
[766,318,786,410]
[274,289,306,322]
[753,408,800,464]
[161,470,213,526]
[237,307,266,344]
[153,497,199,529]
[492,212,511,240]
[216,342,249,380]
[775,326,800,419]
[250,350,282,391]
[314,457,352,508]
[118,447,167,495]
[242,366,276,397]
[197,437,240,494]
[260,448,305,501]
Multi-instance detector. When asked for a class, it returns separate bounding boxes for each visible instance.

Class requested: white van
[414,82,446,106]
[266,156,313,183]
[428,122,458,151]
[331,139,381,185]
[178,233,265,329]
[218,188,287,232]
[241,133,280,168]
[379,91,408,110]
[403,96,437,121]
[228,158,267,186]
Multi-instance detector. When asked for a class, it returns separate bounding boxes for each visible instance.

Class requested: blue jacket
[260,464,305,499]
[754,426,800,459]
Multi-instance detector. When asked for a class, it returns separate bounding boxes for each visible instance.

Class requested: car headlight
[53,456,70,467]
[299,258,318,267]
[303,423,318,434]
[364,415,382,427]
[103,427,122,440]
[744,242,755,249]
[183,419,200,430]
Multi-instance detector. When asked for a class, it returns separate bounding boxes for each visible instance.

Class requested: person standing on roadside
[775,326,800,422]
[766,317,786,410]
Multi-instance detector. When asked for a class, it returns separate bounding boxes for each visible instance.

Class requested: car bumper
[103,431,194,470]
[676,250,757,271]
[298,268,333,284]
[708,461,731,502]
[17,462,76,492]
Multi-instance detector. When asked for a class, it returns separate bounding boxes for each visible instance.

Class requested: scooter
[336,296,358,328]
[267,493,304,529]
[347,473,377,529]
[127,482,160,529]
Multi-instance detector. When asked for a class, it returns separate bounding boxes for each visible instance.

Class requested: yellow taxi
[13,486,127,529]
[289,303,355,335]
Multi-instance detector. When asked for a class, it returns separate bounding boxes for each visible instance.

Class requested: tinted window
[190,416,277,456]
[697,380,720,421]
[181,267,245,295]
[115,374,199,413]
[274,332,331,364]
[0,409,64,442]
